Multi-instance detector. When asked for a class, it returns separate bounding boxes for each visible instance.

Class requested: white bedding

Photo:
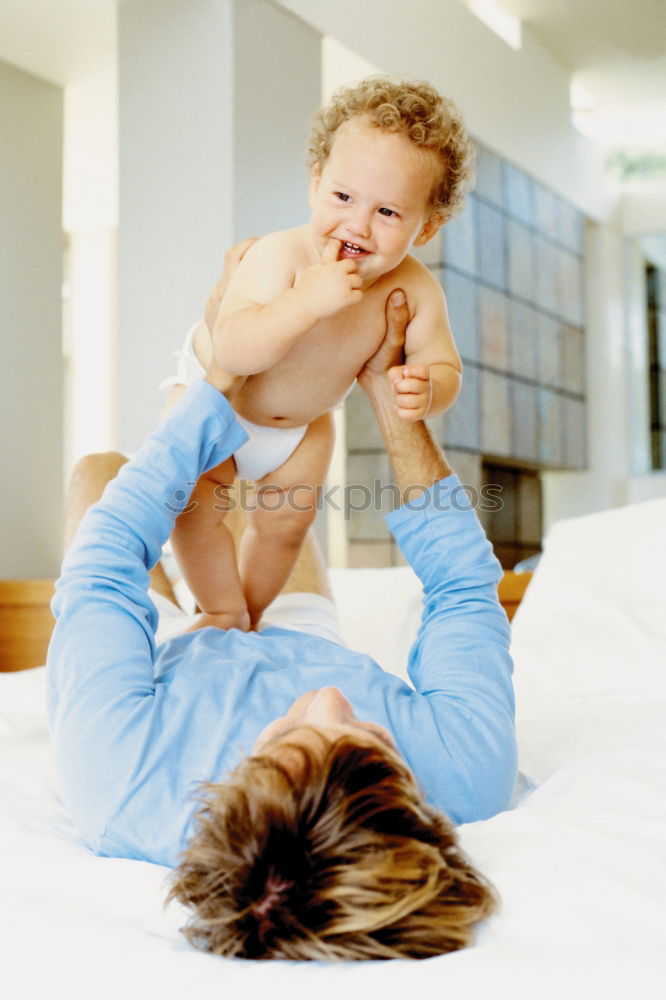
[2,498,666,998]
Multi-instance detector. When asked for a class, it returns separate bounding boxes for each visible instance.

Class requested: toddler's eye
[379,207,397,217]
[335,192,351,202]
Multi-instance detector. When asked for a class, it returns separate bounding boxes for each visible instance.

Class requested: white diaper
[160,323,308,482]
[152,588,344,646]
[159,322,208,391]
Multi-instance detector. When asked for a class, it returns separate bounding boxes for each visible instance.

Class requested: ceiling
[489,0,666,153]
[0,0,665,154]
[0,0,114,83]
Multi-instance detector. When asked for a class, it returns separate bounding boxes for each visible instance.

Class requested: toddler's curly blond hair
[308,76,474,222]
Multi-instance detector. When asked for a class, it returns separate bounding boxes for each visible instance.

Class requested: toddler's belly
[234,371,356,427]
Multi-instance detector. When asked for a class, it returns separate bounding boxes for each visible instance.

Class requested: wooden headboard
[0,579,56,672]
[497,570,533,622]
[0,571,533,672]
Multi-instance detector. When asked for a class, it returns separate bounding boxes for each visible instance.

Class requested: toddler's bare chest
[293,300,387,371]
[241,297,388,422]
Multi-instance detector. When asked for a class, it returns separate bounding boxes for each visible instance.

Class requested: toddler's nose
[346,206,372,240]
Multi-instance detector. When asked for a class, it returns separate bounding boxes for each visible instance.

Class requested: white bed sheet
[2,498,666,998]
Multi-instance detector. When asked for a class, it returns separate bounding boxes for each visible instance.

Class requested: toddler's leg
[170,456,251,631]
[239,412,334,626]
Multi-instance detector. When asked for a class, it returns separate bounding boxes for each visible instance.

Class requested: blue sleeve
[385,476,517,821]
[46,381,247,850]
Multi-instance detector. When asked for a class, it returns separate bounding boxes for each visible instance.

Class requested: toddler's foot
[184,608,252,633]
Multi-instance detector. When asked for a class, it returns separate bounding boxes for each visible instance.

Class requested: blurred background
[1,0,665,575]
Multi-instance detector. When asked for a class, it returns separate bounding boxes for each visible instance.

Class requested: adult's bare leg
[63,452,178,605]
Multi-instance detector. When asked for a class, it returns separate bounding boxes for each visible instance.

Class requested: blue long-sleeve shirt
[47,380,516,868]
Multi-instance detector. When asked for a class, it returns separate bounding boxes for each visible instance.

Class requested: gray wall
[117,0,235,452]
[117,0,320,452]
[233,0,319,238]
[0,60,63,577]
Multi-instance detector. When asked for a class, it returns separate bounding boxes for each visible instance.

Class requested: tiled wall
[344,144,588,567]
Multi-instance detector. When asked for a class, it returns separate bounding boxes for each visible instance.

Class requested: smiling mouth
[340,241,370,259]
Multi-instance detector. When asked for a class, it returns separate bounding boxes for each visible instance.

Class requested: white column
[62,45,118,473]
[116,0,321,452]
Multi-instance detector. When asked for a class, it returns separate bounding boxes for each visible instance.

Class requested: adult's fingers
[385,289,410,339]
[224,236,259,267]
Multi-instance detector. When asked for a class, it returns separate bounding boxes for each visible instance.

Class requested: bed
[2,497,665,998]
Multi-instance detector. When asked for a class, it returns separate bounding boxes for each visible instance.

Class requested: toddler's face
[308,118,442,287]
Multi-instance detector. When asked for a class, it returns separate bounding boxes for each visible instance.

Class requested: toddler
[164,76,473,630]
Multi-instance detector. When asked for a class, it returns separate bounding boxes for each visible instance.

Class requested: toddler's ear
[413,212,445,247]
[308,164,322,206]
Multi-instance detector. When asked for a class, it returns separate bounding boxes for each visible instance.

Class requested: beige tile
[504,162,534,226]
[481,371,512,456]
[508,301,537,379]
[445,363,480,451]
[347,541,394,568]
[536,314,561,387]
[557,251,584,327]
[534,183,559,240]
[346,452,393,541]
[447,448,482,496]
[561,325,585,395]
[535,236,559,315]
[506,219,534,301]
[475,146,504,206]
[441,268,479,362]
[479,287,508,370]
[443,195,477,277]
[562,397,587,469]
[345,384,385,450]
[477,200,506,289]
[558,202,585,254]
[538,388,564,467]
[511,380,539,463]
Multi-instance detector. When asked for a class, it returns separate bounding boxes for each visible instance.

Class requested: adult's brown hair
[168,729,496,960]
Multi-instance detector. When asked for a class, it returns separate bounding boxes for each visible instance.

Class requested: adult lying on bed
[47,251,517,962]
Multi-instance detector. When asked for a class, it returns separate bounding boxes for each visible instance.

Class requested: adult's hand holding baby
[360,288,432,420]
[358,289,409,387]
[204,237,260,335]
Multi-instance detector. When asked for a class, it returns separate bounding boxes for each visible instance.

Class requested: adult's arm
[47,383,247,850]
[358,293,517,822]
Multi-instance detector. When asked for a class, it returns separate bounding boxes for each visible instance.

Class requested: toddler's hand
[389,365,432,421]
[296,238,363,318]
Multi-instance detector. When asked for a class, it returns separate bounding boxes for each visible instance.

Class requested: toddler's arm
[212,235,362,375]
[390,271,462,421]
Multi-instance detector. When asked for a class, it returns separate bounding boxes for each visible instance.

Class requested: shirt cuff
[385,474,466,532]
[154,379,249,473]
